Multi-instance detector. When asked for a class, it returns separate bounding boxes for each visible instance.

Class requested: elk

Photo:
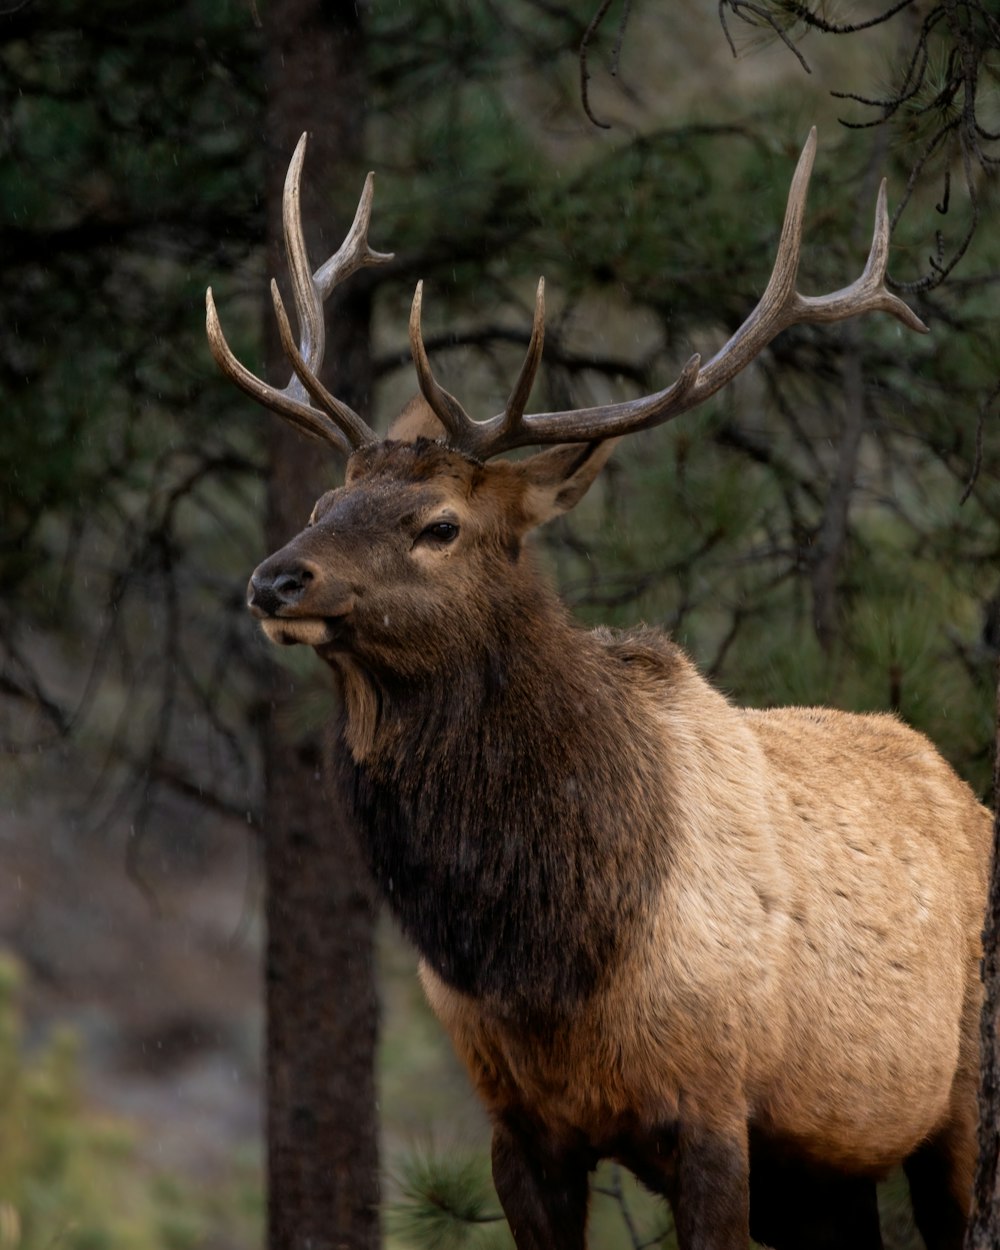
[206,131,992,1250]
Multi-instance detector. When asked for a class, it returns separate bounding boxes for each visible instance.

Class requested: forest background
[0,1,998,1248]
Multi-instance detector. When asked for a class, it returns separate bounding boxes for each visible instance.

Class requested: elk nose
[247,565,314,617]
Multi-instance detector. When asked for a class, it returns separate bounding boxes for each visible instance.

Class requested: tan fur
[260,617,337,647]
[421,645,990,1181]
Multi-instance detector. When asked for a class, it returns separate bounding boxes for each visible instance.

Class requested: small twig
[718,0,812,72]
[960,378,1000,505]
[775,0,916,35]
[609,0,633,75]
[579,0,615,128]
[721,0,997,292]
[594,1165,644,1249]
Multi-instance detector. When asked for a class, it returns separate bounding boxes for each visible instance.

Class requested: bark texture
[966,658,1000,1249]
[261,3,379,1247]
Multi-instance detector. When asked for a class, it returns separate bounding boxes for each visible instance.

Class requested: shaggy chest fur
[330,632,674,1015]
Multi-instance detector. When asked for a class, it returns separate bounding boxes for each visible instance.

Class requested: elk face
[247,433,616,677]
[247,439,486,671]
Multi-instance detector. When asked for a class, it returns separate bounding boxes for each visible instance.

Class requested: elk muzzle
[247,552,356,648]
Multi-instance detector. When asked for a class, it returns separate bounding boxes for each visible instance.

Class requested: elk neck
[326,572,677,1019]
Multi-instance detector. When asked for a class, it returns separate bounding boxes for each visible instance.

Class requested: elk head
[206,131,926,679]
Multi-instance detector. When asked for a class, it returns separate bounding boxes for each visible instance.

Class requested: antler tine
[790,178,928,331]
[688,131,927,399]
[498,278,546,441]
[270,279,380,448]
[205,132,394,455]
[429,128,926,460]
[206,286,352,452]
[699,124,818,374]
[408,280,481,448]
[313,167,393,298]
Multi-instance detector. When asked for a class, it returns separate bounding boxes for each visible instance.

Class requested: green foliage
[388,1150,511,1250]
[0,0,263,605]
[539,125,795,314]
[0,954,261,1250]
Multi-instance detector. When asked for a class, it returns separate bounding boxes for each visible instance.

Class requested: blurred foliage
[0,0,269,851]
[0,954,261,1250]
[0,0,262,587]
[716,0,1000,290]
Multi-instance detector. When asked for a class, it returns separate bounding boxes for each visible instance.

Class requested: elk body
[207,133,993,1250]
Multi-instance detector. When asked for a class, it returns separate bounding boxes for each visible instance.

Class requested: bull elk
[206,131,992,1250]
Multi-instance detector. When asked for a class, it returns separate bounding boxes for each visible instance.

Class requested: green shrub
[0,954,261,1250]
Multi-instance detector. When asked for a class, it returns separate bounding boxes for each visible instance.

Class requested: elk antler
[409,128,928,461]
[205,133,393,455]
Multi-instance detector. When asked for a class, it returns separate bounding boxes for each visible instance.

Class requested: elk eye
[419,520,459,545]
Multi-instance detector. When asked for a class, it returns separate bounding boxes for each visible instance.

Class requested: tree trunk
[966,658,1000,1248]
[261,3,379,1248]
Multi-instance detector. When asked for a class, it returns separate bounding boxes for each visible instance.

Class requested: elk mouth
[258,617,331,647]
[253,599,356,650]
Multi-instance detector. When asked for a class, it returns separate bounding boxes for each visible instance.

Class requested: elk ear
[514,438,619,531]
[386,394,448,443]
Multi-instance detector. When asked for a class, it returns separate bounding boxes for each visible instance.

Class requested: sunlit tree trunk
[261,3,379,1247]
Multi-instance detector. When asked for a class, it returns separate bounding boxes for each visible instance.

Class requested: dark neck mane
[329,591,674,1016]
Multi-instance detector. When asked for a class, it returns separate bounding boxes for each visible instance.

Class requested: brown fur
[247,408,992,1250]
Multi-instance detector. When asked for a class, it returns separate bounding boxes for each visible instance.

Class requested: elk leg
[749,1154,883,1250]
[904,1003,976,1250]
[619,1113,747,1249]
[903,1132,970,1250]
[672,1118,750,1250]
[491,1115,591,1250]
